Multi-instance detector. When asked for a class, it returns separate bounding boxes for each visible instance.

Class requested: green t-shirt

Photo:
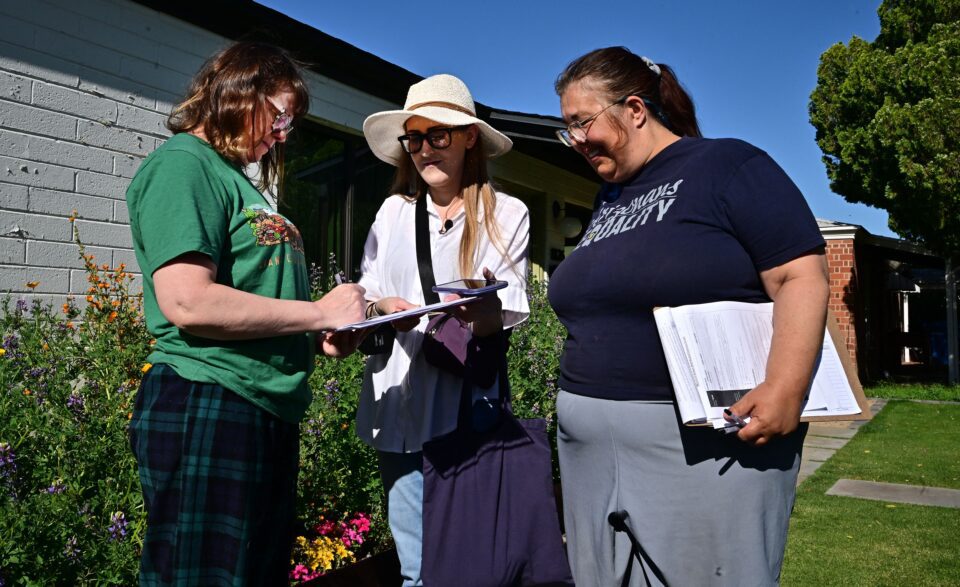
[127,133,314,423]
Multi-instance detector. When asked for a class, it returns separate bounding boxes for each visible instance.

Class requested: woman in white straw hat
[355,74,530,586]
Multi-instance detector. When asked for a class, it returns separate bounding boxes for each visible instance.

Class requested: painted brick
[0,181,28,210]
[155,95,177,118]
[76,170,130,200]
[26,239,111,269]
[112,247,139,272]
[78,67,157,111]
[0,0,81,36]
[0,39,81,88]
[119,55,190,95]
[0,11,37,48]
[0,264,70,293]
[0,209,73,241]
[0,71,31,105]
[72,219,131,248]
[155,43,208,77]
[0,155,76,191]
[77,120,152,157]
[76,14,159,63]
[114,153,143,178]
[113,200,129,223]
[0,236,26,264]
[32,80,118,123]
[35,28,124,75]
[0,99,78,141]
[0,129,114,173]
[28,188,115,221]
[117,104,170,137]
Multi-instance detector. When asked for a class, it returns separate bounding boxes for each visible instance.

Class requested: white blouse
[355,191,530,453]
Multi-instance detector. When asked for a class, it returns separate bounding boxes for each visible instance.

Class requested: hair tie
[640,56,661,77]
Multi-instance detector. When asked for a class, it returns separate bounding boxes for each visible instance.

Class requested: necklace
[436,197,463,235]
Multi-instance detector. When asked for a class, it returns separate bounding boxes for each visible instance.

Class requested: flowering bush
[0,224,568,584]
[0,225,151,585]
[289,511,373,582]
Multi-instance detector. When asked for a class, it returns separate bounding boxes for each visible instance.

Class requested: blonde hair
[389,132,510,279]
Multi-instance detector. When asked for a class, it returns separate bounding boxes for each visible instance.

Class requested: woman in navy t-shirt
[549,46,829,586]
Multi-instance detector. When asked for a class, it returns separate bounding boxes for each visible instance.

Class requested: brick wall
[0,0,226,306]
[0,0,397,308]
[826,238,858,368]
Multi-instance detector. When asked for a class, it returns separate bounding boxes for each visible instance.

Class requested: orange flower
[111,300,120,307]
[25,281,39,289]
[108,311,118,322]
[127,412,133,420]
[65,322,74,330]
[141,363,152,373]
[62,303,70,313]
[41,343,49,351]
[23,389,31,396]
[86,295,94,303]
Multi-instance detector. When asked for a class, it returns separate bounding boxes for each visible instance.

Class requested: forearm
[162,282,327,340]
[764,274,829,401]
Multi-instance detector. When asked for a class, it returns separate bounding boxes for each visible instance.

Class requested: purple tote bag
[421,357,573,587]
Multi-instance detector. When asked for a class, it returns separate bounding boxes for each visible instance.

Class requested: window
[280,119,394,286]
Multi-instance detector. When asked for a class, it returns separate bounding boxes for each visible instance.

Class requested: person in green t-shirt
[126,41,366,585]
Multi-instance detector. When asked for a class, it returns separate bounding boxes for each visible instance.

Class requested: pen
[723,408,750,428]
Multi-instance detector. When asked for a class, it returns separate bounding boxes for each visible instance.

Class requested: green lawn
[782,400,960,586]
[865,382,960,402]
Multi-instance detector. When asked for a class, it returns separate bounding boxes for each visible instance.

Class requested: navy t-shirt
[548,137,825,401]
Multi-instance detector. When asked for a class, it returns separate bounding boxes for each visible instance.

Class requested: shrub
[0,226,151,585]
[0,229,568,584]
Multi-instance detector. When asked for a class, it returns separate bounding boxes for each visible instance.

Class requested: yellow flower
[141,363,152,373]
[25,281,39,289]
[42,343,49,351]
[0,348,5,357]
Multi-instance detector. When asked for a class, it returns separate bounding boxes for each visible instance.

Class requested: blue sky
[256,0,895,237]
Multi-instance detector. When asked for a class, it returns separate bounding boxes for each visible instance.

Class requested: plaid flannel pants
[129,364,299,586]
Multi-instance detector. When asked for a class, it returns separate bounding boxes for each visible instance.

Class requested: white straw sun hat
[362,74,513,166]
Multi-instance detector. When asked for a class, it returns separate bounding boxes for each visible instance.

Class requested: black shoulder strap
[415,195,441,305]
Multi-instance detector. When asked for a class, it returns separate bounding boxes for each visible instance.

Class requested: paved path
[797,398,887,485]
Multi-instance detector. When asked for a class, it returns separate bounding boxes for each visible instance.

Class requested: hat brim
[363,106,513,166]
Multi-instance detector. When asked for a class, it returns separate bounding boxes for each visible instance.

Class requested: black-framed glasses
[397,125,469,154]
[266,97,294,135]
[555,95,630,147]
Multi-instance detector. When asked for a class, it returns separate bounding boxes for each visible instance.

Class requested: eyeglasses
[555,95,629,147]
[266,97,294,135]
[397,125,469,154]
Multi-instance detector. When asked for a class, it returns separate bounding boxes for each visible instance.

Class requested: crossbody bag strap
[415,195,441,305]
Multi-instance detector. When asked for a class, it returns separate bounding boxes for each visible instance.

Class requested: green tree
[809,0,960,255]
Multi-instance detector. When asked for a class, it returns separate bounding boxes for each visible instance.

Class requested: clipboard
[334,296,479,332]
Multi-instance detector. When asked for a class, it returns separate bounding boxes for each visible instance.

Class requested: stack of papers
[653,301,867,428]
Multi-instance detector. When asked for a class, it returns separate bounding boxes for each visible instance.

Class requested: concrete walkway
[797,398,887,485]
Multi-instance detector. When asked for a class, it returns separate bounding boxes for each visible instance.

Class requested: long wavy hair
[390,132,509,280]
[167,41,309,192]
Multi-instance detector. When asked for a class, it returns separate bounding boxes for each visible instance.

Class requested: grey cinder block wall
[0,0,225,307]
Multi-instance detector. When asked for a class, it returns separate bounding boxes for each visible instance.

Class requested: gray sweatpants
[557,392,805,587]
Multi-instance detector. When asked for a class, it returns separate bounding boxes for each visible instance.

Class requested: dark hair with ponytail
[555,46,701,138]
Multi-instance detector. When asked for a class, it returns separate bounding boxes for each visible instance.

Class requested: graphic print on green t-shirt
[126,133,314,423]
